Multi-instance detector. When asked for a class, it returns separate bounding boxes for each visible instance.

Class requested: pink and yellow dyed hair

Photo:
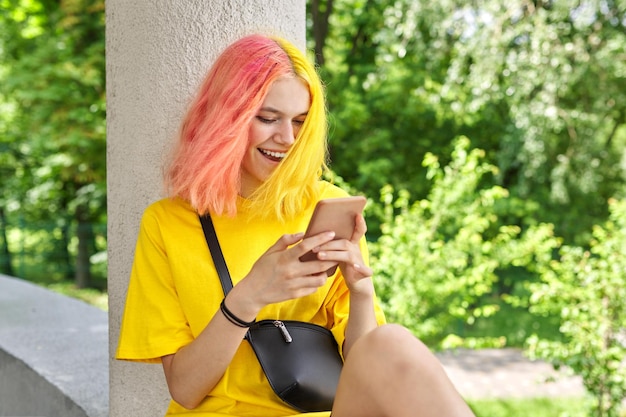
[164,34,328,220]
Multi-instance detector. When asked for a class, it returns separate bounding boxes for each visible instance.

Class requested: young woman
[116,34,476,417]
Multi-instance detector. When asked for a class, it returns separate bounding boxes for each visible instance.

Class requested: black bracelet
[220,299,256,328]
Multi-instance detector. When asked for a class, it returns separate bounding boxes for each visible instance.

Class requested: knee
[358,324,424,353]
[367,323,416,344]
[349,324,439,373]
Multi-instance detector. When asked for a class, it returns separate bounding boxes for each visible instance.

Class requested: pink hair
[165,34,328,219]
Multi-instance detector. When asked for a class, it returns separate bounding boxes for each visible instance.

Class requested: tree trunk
[0,206,14,276]
[75,205,93,288]
[310,0,333,66]
[59,220,75,279]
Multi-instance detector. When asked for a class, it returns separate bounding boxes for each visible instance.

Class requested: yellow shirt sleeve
[116,202,195,362]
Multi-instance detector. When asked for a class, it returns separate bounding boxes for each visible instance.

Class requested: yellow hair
[244,37,329,221]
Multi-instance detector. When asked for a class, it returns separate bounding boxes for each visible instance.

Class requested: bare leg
[332,324,475,417]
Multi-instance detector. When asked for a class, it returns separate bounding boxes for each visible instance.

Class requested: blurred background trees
[310,0,625,244]
[0,0,106,288]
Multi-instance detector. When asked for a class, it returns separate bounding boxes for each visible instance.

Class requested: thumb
[350,214,367,243]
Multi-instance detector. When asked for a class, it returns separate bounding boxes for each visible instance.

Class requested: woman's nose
[275,121,296,145]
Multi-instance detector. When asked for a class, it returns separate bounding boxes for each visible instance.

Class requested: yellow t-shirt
[116,181,386,417]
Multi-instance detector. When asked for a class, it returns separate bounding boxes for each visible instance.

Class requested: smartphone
[299,196,367,275]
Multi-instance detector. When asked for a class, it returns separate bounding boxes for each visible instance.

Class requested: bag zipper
[273,320,293,343]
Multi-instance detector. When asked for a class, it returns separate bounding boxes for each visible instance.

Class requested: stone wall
[0,274,108,417]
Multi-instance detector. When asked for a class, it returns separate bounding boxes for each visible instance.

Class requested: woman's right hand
[226,231,339,319]
[162,231,339,409]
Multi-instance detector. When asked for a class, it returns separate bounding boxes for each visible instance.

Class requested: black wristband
[220,299,256,328]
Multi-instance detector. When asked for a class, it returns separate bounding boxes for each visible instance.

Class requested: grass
[10,264,109,311]
[468,397,590,417]
[46,281,108,311]
[469,397,626,417]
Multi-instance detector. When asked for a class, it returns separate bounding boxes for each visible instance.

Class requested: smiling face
[240,76,311,198]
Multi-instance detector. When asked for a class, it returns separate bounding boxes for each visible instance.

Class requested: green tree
[527,198,626,417]
[0,0,106,287]
[371,137,560,348]
[309,0,626,245]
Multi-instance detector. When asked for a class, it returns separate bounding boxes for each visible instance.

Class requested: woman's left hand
[312,213,374,297]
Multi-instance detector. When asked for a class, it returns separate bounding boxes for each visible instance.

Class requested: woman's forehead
[261,77,311,116]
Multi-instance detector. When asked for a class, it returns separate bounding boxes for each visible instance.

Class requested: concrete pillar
[106,2,305,416]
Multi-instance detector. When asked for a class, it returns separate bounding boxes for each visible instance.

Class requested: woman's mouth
[258,148,287,162]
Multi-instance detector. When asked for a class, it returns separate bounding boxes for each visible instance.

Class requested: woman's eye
[256,116,275,124]
[293,119,305,126]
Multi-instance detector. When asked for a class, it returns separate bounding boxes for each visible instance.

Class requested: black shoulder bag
[199,214,343,412]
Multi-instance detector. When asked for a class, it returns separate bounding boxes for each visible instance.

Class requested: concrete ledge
[0,274,108,417]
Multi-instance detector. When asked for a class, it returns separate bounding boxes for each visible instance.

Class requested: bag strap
[198,214,233,295]
[199,214,253,340]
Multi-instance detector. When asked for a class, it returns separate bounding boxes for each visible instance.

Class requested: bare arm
[161,292,252,409]
[161,231,340,409]
[314,213,380,357]
[343,278,379,358]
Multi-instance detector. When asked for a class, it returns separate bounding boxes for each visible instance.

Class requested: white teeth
[260,149,287,159]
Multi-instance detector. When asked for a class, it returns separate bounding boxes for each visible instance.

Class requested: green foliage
[311,0,626,245]
[527,198,626,417]
[0,0,106,287]
[371,137,560,348]
[456,296,563,349]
